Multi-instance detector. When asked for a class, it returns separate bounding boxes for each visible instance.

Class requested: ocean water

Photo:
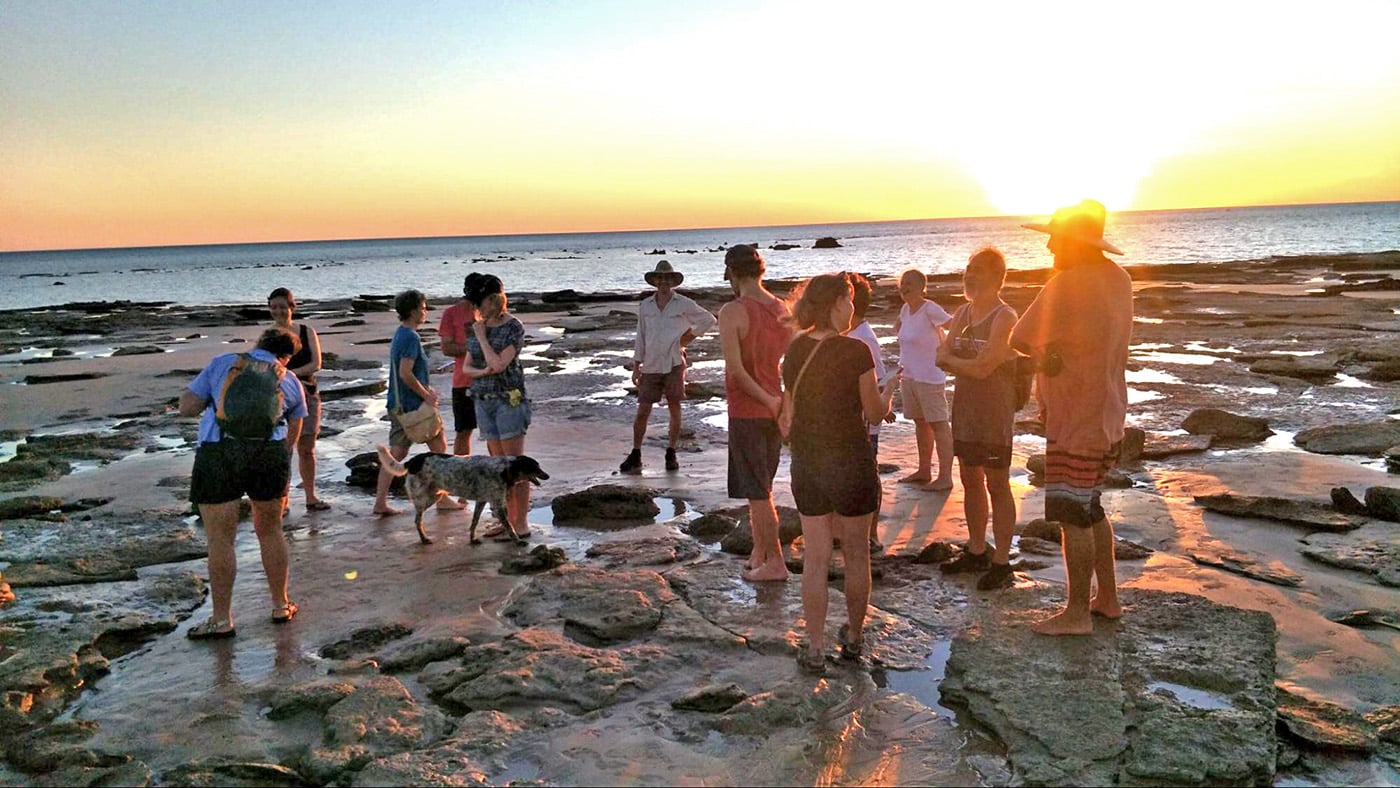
[2,202,1396,311]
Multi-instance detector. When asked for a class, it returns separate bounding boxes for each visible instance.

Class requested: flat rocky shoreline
[1,251,1399,786]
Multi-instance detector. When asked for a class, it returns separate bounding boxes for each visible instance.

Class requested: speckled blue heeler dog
[376,445,549,545]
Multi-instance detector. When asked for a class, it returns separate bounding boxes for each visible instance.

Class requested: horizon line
[4,198,1396,256]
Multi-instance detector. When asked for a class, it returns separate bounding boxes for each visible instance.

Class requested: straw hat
[1021,199,1124,256]
[644,260,685,286]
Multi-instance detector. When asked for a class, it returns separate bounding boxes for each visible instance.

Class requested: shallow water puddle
[877,639,957,718]
[1125,368,1183,385]
[528,496,693,527]
[1131,351,1221,366]
[1146,681,1234,711]
[1333,373,1372,389]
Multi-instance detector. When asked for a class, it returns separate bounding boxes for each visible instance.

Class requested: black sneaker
[940,549,990,575]
[619,449,642,474]
[976,562,1015,590]
[664,448,680,471]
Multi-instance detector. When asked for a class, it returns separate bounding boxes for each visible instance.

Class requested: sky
[2,0,1398,252]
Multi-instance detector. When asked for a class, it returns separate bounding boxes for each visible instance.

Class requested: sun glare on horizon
[0,1,1397,250]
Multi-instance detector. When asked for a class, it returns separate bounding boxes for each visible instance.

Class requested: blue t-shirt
[387,325,429,411]
[188,349,308,444]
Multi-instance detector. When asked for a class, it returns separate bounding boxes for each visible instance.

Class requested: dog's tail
[376,444,408,477]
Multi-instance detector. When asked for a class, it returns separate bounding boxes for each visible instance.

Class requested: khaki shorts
[903,380,949,422]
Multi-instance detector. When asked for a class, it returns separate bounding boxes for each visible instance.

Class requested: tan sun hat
[1021,199,1124,256]
[644,260,684,286]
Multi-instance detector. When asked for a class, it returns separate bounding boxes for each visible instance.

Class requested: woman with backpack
[935,247,1022,590]
[268,287,330,512]
[782,273,896,673]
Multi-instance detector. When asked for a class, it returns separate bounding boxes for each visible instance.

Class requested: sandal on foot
[837,623,864,661]
[271,601,299,624]
[492,527,531,542]
[797,646,827,675]
[187,619,235,640]
[480,523,508,539]
[305,500,331,512]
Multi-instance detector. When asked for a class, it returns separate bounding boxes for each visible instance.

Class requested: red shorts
[1043,440,1121,526]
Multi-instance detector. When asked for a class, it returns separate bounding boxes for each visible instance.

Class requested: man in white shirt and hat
[621,260,717,474]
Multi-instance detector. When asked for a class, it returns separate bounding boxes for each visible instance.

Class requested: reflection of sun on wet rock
[1189,550,1304,587]
[1277,687,1380,754]
[349,707,565,788]
[940,588,1278,786]
[550,484,660,528]
[1365,706,1400,745]
[1,514,208,587]
[302,676,452,785]
[1299,528,1400,587]
[1194,493,1368,532]
[0,571,206,730]
[1295,420,1400,456]
[1181,407,1273,441]
[161,759,308,787]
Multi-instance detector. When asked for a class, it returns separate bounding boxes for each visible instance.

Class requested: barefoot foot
[373,507,403,518]
[1031,608,1094,636]
[1090,598,1123,619]
[898,473,932,485]
[435,497,467,511]
[741,561,790,583]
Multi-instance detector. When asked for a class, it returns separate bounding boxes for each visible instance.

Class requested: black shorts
[727,417,781,500]
[953,439,1013,469]
[190,439,291,504]
[452,387,478,434]
[791,443,880,517]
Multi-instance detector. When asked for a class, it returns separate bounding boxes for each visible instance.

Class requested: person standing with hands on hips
[620,261,717,474]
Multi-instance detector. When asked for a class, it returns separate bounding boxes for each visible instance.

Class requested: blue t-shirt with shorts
[387,325,429,412]
[188,348,308,444]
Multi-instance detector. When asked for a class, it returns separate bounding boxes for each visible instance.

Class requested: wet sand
[1,251,1399,785]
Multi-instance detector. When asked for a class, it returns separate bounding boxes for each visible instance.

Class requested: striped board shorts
[1043,440,1122,526]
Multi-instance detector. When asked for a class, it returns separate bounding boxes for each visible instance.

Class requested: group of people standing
[178,199,1132,665]
[714,199,1132,670]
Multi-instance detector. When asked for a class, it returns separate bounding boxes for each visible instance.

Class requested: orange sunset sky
[2,0,1398,252]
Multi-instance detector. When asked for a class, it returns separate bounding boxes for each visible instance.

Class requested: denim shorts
[474,397,532,441]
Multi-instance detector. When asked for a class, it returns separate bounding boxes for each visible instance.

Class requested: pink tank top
[726,296,790,419]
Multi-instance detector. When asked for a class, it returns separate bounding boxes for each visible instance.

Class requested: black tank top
[288,323,316,388]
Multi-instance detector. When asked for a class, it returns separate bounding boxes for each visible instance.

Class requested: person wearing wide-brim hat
[1011,199,1133,636]
[620,261,717,475]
